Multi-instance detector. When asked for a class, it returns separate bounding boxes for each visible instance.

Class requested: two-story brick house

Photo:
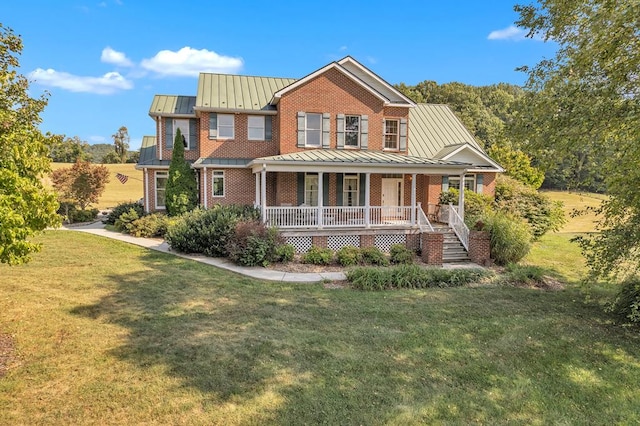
[137,56,502,259]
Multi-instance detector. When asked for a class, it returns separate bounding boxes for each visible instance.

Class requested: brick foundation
[360,234,375,248]
[406,234,420,251]
[469,230,491,266]
[421,232,443,265]
[311,235,327,248]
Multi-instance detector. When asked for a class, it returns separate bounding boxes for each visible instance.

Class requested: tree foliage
[165,128,198,216]
[51,160,109,210]
[112,126,130,163]
[514,1,640,279]
[49,135,93,163]
[0,23,60,265]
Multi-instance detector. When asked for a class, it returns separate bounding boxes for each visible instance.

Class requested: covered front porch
[249,149,470,233]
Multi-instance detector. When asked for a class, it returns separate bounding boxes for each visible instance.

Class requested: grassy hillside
[47,163,143,210]
[542,190,605,233]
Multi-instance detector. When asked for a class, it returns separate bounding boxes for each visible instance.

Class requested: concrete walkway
[61,221,346,283]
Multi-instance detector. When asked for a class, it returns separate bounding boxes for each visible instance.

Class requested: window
[248,116,265,140]
[155,172,168,209]
[384,119,399,150]
[448,175,476,192]
[212,170,224,197]
[173,119,190,149]
[343,175,359,206]
[345,115,360,147]
[304,173,318,206]
[218,114,234,139]
[305,113,322,146]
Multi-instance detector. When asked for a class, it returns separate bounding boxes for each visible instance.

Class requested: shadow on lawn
[71,249,640,424]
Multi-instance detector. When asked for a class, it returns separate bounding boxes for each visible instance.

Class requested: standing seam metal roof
[256,149,468,166]
[196,74,296,111]
[408,104,482,158]
[149,95,196,116]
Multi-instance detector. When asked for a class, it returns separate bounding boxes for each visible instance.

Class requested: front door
[381,178,403,219]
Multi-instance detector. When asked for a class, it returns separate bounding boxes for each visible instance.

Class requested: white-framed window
[304,173,319,206]
[305,113,322,146]
[212,170,225,197]
[218,114,234,139]
[173,119,190,149]
[384,119,399,150]
[449,174,476,192]
[248,116,265,140]
[345,115,360,147]
[155,172,168,209]
[343,174,359,206]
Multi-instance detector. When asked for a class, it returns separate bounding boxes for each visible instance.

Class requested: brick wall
[277,67,410,155]
[421,232,443,265]
[469,230,492,266]
[201,168,255,207]
[199,113,279,159]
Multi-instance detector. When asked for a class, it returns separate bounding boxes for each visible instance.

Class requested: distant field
[542,190,606,233]
[47,163,143,210]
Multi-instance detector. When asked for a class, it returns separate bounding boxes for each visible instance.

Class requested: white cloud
[101,46,134,67]
[29,68,134,94]
[140,47,243,77]
[339,45,348,51]
[487,25,529,41]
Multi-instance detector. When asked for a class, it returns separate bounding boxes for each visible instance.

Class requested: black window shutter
[359,174,366,206]
[336,173,343,206]
[297,173,305,205]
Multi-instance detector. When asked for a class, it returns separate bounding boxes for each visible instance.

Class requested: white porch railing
[417,203,434,232]
[265,205,420,229]
[447,203,469,251]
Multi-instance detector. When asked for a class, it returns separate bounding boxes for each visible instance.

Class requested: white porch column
[365,173,371,228]
[203,167,208,209]
[255,172,260,207]
[458,172,465,222]
[261,165,267,223]
[411,173,417,225]
[317,171,324,228]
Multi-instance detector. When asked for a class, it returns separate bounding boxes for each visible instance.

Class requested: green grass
[542,190,606,233]
[2,231,640,424]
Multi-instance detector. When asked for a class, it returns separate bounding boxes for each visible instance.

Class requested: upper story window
[209,113,234,139]
[173,119,190,149]
[345,115,360,148]
[248,116,265,140]
[305,113,322,146]
[384,119,399,150]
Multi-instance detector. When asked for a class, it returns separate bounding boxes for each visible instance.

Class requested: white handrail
[417,204,434,232]
[448,203,469,251]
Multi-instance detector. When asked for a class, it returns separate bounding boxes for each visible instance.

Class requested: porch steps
[432,226,471,263]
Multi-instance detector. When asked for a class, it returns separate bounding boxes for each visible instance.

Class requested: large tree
[49,135,93,163]
[112,126,130,163]
[0,24,59,265]
[51,161,109,211]
[165,128,198,216]
[514,1,639,279]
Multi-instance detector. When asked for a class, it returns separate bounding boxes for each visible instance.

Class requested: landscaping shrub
[104,201,144,225]
[360,246,389,266]
[503,263,546,286]
[127,213,172,238]
[226,220,283,267]
[347,265,490,290]
[275,244,295,263]
[302,245,334,265]
[114,208,140,233]
[165,205,260,256]
[389,244,414,265]
[336,245,362,267]
[483,211,532,266]
[57,202,99,223]
[607,278,640,324]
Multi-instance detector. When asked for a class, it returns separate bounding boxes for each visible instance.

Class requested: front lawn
[1,231,639,424]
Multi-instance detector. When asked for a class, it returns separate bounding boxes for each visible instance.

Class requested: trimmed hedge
[347,264,491,290]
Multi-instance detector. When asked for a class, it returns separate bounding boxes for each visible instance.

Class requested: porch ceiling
[250,149,470,174]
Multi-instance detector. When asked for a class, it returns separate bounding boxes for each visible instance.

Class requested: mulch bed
[0,333,17,378]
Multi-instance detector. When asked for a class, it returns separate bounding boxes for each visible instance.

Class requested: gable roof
[271,56,415,107]
[195,74,295,113]
[136,136,169,168]
[149,95,196,117]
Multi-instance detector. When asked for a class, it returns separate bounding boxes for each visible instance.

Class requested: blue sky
[6,0,555,151]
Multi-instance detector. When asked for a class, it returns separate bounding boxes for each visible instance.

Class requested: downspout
[203,167,208,209]
[158,117,162,161]
[144,169,149,213]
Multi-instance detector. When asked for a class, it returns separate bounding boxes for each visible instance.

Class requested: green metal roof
[408,104,482,158]
[149,95,196,117]
[255,149,467,166]
[196,74,296,112]
[192,157,252,168]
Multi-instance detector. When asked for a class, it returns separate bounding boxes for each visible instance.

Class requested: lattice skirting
[327,235,360,250]
[285,236,313,253]
[374,234,407,252]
